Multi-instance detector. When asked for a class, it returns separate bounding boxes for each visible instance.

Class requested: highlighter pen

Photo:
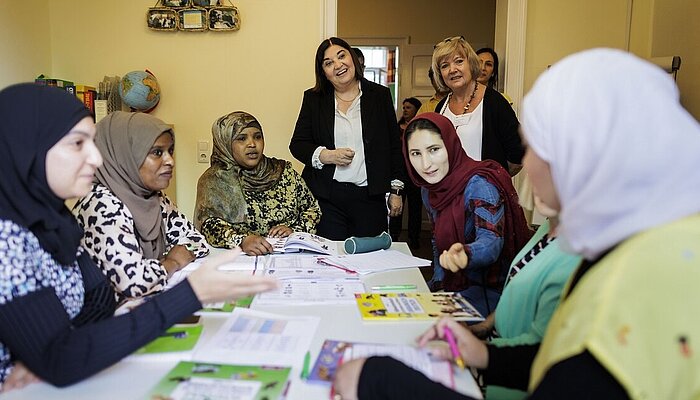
[443,326,465,370]
[300,351,311,379]
[370,284,418,291]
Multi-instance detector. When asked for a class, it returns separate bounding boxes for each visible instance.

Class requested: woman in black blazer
[290,37,406,240]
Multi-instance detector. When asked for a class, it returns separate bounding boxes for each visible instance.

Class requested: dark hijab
[403,113,531,291]
[0,83,92,265]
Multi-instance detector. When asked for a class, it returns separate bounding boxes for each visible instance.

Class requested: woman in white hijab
[333,48,700,400]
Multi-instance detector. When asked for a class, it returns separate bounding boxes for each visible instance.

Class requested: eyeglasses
[434,36,466,49]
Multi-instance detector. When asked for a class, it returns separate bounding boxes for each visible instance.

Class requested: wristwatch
[390,188,404,196]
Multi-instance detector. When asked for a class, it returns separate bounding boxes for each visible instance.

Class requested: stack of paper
[321,249,431,275]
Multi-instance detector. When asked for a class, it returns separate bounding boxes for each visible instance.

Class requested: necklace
[335,89,360,102]
[461,81,479,113]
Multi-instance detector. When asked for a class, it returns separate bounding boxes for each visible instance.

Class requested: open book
[146,361,291,400]
[308,339,455,389]
[266,232,338,255]
[355,292,484,322]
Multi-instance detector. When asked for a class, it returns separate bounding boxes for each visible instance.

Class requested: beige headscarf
[194,111,285,229]
[94,111,173,259]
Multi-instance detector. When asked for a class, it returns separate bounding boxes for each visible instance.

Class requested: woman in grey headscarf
[74,111,209,302]
[194,111,320,255]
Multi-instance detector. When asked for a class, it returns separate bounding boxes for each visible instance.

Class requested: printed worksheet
[194,308,319,368]
[254,279,366,305]
[262,254,357,279]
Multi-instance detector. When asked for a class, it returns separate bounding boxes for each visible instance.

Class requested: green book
[199,295,253,313]
[146,361,291,400]
[135,324,203,355]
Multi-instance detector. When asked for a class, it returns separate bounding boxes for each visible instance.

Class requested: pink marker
[443,325,465,369]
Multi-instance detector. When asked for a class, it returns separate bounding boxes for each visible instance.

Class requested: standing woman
[404,113,530,316]
[0,84,276,392]
[432,37,524,176]
[74,112,209,303]
[290,37,407,240]
[391,97,423,247]
[194,111,321,255]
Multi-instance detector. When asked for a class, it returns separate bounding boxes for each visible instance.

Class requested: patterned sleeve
[73,186,167,300]
[200,217,247,249]
[289,168,321,233]
[161,194,210,258]
[464,176,505,271]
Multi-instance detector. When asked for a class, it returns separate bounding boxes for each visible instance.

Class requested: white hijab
[522,48,700,260]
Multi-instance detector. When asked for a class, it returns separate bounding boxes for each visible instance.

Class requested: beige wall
[43,0,321,218]
[524,0,630,92]
[0,1,52,89]
[338,0,495,46]
[650,0,700,119]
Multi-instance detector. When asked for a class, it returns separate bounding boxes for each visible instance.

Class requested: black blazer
[434,87,524,170]
[290,79,406,199]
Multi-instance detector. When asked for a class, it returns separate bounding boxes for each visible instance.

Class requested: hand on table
[162,244,195,275]
[188,248,278,304]
[0,362,40,393]
[332,358,366,400]
[320,148,355,167]
[387,194,403,217]
[268,225,293,238]
[241,234,274,256]
[439,243,469,272]
[416,317,488,369]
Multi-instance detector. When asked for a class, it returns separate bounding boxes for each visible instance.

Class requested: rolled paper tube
[343,231,392,254]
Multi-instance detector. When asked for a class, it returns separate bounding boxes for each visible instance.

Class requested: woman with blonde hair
[431,36,523,176]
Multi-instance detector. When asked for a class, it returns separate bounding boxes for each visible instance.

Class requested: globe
[119,70,161,112]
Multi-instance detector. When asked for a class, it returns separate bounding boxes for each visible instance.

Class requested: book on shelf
[35,75,74,89]
[146,361,291,400]
[266,232,338,255]
[354,292,484,322]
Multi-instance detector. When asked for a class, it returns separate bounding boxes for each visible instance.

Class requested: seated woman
[0,84,276,392]
[334,49,700,400]
[194,111,320,256]
[403,113,530,316]
[73,111,209,303]
[470,204,581,399]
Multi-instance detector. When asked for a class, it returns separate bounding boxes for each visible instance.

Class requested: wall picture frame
[192,0,219,7]
[178,8,207,31]
[147,8,178,31]
[163,0,190,8]
[208,6,240,31]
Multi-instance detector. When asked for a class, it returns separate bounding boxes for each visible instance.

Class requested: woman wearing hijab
[0,84,277,392]
[194,111,320,255]
[73,111,209,303]
[401,113,530,317]
[333,49,700,400]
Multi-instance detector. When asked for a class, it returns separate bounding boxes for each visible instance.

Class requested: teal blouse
[492,220,582,346]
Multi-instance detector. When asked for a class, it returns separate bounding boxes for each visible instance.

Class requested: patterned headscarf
[0,83,92,265]
[194,111,285,229]
[522,48,700,259]
[93,111,173,259]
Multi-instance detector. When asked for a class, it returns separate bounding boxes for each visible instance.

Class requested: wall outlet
[197,141,210,164]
